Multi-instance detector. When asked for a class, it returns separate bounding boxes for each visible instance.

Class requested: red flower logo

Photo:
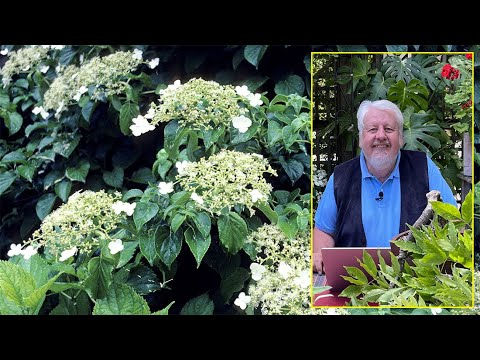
[441,64,460,80]
[466,53,472,60]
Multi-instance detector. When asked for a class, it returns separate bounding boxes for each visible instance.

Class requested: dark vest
[333,150,429,247]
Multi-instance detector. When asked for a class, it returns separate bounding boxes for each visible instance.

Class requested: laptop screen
[321,247,393,292]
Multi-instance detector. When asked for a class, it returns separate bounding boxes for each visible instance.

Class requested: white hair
[357,100,404,136]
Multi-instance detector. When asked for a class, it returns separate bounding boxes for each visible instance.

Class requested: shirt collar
[360,150,401,180]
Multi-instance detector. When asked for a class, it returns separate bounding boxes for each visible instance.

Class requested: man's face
[359,108,403,171]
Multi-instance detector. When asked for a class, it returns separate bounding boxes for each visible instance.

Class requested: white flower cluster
[0,46,50,87]
[148,78,248,131]
[235,85,263,107]
[43,51,143,112]
[23,190,126,259]
[175,149,277,215]
[245,224,345,315]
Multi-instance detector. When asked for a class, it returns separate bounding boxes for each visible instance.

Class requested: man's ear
[399,133,404,147]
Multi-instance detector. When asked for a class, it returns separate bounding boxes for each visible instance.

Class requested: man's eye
[368,128,377,133]
[385,128,394,133]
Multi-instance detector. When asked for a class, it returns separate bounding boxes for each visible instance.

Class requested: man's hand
[313,227,334,274]
[313,252,324,273]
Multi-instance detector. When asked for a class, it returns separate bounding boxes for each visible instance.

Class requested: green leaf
[139,228,158,266]
[392,239,423,254]
[5,112,23,136]
[130,167,156,184]
[133,201,159,230]
[343,266,368,285]
[338,285,363,298]
[369,72,394,100]
[35,193,56,220]
[180,293,214,315]
[387,79,429,112]
[360,250,377,278]
[122,189,143,202]
[17,164,35,182]
[220,267,250,303]
[402,110,441,153]
[279,157,304,185]
[278,215,298,238]
[53,135,80,158]
[0,261,37,307]
[25,121,48,137]
[103,167,124,189]
[84,256,115,300]
[232,48,244,70]
[184,227,211,268]
[243,45,268,69]
[171,213,186,233]
[460,190,472,224]
[0,171,17,196]
[81,100,97,122]
[65,160,90,183]
[13,254,50,288]
[430,201,462,222]
[119,102,139,135]
[117,241,138,268]
[217,212,248,254]
[157,230,182,268]
[192,212,211,238]
[152,301,175,315]
[385,45,409,52]
[23,272,62,313]
[255,202,278,224]
[54,179,72,202]
[125,265,161,296]
[274,74,305,96]
[93,283,150,315]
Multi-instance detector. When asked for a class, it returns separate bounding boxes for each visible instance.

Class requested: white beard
[364,150,397,173]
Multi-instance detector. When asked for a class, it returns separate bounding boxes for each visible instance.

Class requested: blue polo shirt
[314,151,457,247]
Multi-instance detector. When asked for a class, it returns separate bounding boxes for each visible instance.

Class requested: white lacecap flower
[40,65,49,74]
[293,270,311,289]
[250,189,265,203]
[22,66,30,71]
[278,261,292,279]
[79,54,84,64]
[326,308,339,315]
[144,107,155,119]
[108,239,124,255]
[158,182,174,194]
[168,80,181,90]
[235,85,251,97]
[191,192,204,205]
[431,308,442,315]
[0,48,9,55]
[247,93,263,107]
[148,58,159,69]
[132,48,143,60]
[176,160,191,175]
[21,245,38,260]
[231,115,252,133]
[59,246,77,262]
[112,201,136,216]
[32,106,43,115]
[55,65,62,73]
[55,101,65,118]
[50,45,65,50]
[234,292,251,310]
[123,202,136,216]
[130,115,155,136]
[7,243,23,257]
[250,262,266,281]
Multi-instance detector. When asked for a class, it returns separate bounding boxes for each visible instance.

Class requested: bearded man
[313,100,457,273]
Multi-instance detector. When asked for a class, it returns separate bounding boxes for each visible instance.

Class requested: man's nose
[376,127,387,140]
